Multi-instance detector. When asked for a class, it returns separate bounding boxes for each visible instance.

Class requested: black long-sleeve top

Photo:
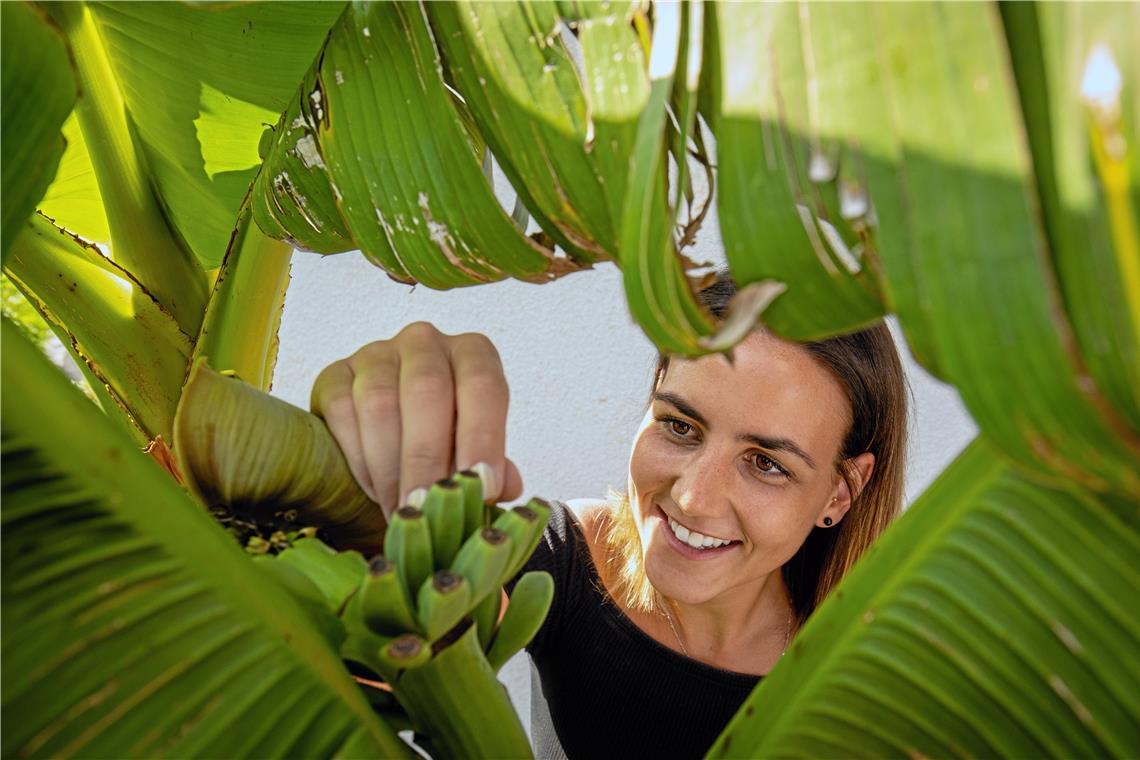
[506,501,761,759]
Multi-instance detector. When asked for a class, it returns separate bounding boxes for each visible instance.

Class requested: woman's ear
[818,452,875,528]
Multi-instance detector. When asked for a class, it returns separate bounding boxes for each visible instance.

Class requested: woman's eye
[659,417,694,438]
[750,453,789,479]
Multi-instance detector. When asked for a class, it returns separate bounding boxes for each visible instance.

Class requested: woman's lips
[656,505,740,560]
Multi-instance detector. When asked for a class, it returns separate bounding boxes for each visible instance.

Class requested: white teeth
[668,516,732,549]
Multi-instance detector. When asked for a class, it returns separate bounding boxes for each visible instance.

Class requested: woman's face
[628,330,868,607]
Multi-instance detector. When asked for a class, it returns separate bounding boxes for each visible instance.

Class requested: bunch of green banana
[336,469,556,759]
[352,474,552,655]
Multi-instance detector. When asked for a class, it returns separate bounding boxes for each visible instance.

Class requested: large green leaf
[425,0,643,262]
[701,2,886,342]
[705,2,1140,495]
[0,319,409,758]
[853,3,1140,496]
[38,113,111,246]
[84,1,346,269]
[1,2,76,263]
[255,1,579,289]
[1001,2,1140,431]
[711,438,1140,758]
[618,0,716,355]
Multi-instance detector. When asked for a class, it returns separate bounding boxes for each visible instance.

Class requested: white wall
[271,165,978,738]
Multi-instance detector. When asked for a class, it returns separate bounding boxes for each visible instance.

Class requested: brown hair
[597,274,908,625]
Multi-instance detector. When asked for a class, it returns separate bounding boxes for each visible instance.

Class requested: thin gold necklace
[660,599,795,659]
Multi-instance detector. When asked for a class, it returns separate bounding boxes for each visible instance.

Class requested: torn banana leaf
[4,213,192,443]
[174,360,386,553]
[255,2,579,289]
[701,2,886,344]
[425,0,645,262]
[619,0,716,355]
[83,1,345,269]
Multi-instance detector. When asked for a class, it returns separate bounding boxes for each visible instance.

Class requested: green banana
[384,505,434,602]
[360,556,419,636]
[453,469,486,536]
[450,526,512,608]
[473,589,502,650]
[377,633,432,672]
[485,571,555,672]
[417,569,472,641]
[491,498,552,585]
[421,479,464,568]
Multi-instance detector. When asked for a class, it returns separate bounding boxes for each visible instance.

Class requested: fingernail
[406,487,428,509]
[471,461,499,502]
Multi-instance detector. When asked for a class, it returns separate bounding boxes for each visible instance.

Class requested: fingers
[310,360,376,503]
[349,344,403,518]
[451,332,511,502]
[501,458,524,503]
[397,326,457,505]
[315,323,522,524]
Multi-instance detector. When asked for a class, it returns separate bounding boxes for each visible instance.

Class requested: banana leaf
[38,113,111,246]
[711,437,1140,758]
[701,2,886,343]
[1001,2,1140,432]
[706,1,1140,497]
[0,319,409,759]
[425,0,644,262]
[618,0,716,355]
[255,1,579,289]
[5,213,192,443]
[1,2,76,262]
[77,1,346,269]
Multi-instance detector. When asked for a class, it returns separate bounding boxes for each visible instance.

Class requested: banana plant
[2,1,1138,759]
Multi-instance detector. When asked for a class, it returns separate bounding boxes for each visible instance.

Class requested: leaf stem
[4,213,191,442]
[49,2,208,338]
[192,201,293,391]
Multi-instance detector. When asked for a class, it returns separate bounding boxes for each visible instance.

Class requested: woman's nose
[670,451,731,517]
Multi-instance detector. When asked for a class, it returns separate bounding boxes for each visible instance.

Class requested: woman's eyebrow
[654,391,817,470]
[653,392,708,427]
[739,433,817,470]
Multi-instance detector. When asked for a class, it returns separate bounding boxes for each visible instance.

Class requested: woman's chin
[644,551,713,605]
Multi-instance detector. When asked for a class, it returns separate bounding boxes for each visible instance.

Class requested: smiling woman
[311,272,908,759]
[597,275,907,668]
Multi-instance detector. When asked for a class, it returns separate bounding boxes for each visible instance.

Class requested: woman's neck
[665,573,795,674]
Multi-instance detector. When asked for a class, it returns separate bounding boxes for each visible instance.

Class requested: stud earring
[823,516,834,527]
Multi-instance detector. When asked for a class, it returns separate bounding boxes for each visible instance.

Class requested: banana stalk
[394,624,532,760]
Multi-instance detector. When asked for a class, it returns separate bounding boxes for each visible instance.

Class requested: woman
[310,276,908,758]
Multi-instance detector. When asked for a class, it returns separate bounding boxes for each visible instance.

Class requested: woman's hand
[310,321,524,520]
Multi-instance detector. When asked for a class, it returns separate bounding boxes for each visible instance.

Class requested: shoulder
[561,498,621,589]
[563,498,611,545]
